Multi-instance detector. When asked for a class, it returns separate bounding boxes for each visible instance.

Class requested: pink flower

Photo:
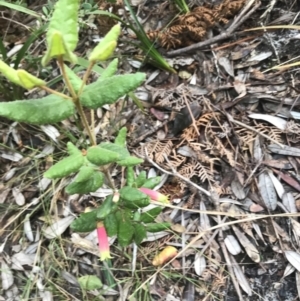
[139,188,169,204]
[96,222,112,261]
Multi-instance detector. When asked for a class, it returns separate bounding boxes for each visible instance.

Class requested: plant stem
[74,99,97,146]
[57,56,77,99]
[56,56,96,146]
[40,85,72,99]
[103,168,115,189]
[78,61,95,96]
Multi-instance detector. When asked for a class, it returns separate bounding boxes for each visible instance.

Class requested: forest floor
[1,0,300,300]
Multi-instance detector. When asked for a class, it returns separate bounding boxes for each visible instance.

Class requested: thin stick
[182,91,200,136]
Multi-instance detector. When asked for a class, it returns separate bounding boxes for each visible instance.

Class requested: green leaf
[43,0,79,65]
[142,177,161,189]
[0,95,75,125]
[80,73,146,109]
[101,58,118,79]
[104,213,118,236]
[70,210,97,232]
[17,70,46,89]
[126,166,135,187]
[89,24,120,62]
[99,142,130,160]
[42,30,78,66]
[119,187,147,202]
[87,146,120,165]
[65,171,104,194]
[117,156,143,167]
[67,141,82,156]
[64,64,83,93]
[78,275,103,290]
[96,195,117,220]
[122,197,150,209]
[140,207,163,223]
[116,210,134,247]
[0,1,41,18]
[134,224,147,244]
[120,187,150,209]
[114,127,127,147]
[44,153,84,179]
[135,171,147,188]
[89,40,117,62]
[145,222,171,233]
[0,60,21,86]
[74,166,95,183]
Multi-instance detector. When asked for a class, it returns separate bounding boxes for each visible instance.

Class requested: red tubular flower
[139,188,169,204]
[96,222,112,261]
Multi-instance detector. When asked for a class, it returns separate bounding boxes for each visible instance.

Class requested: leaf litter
[1,0,300,300]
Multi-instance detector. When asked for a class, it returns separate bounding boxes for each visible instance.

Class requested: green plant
[0,0,170,259]
[173,0,190,13]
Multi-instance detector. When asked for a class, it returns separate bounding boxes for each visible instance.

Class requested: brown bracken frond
[146,0,246,49]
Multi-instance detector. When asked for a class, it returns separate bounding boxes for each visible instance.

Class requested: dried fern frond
[146,0,247,49]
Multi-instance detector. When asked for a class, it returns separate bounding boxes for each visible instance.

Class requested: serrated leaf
[74,166,95,183]
[117,156,143,167]
[100,58,118,79]
[0,95,75,125]
[99,142,130,160]
[114,127,127,147]
[104,213,118,237]
[134,224,147,244]
[258,171,277,211]
[44,153,84,179]
[87,146,120,165]
[141,176,161,189]
[64,64,83,93]
[80,73,146,109]
[65,171,104,194]
[140,207,162,223]
[78,275,102,290]
[42,0,79,65]
[70,210,97,232]
[146,222,171,233]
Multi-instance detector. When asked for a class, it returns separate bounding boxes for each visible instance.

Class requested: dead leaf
[258,171,277,210]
